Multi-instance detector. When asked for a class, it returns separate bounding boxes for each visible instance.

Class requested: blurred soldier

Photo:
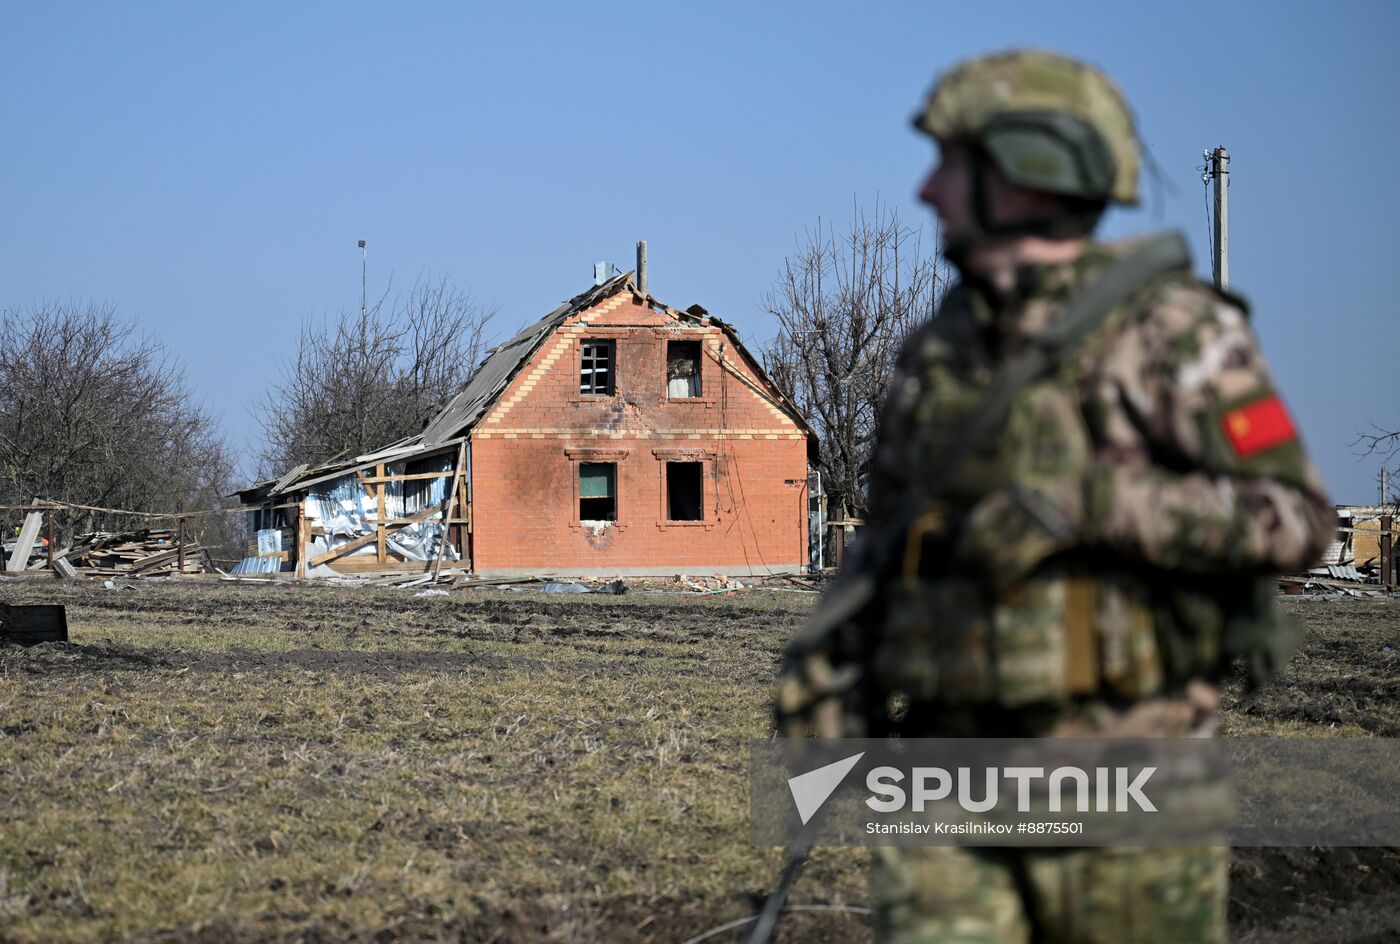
[776,50,1334,943]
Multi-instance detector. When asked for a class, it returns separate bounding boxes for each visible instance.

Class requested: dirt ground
[0,580,1397,943]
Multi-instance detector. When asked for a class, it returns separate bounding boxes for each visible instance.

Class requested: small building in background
[1324,506,1397,570]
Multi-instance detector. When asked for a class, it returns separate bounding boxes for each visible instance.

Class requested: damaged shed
[238,262,816,578]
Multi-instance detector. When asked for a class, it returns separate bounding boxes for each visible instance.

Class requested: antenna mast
[358,239,367,317]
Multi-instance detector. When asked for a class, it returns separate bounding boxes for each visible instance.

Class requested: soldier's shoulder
[1095,236,1254,354]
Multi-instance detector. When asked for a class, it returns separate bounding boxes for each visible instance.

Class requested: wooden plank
[358,471,456,484]
[53,557,78,579]
[6,505,43,573]
[130,545,204,574]
[309,505,441,567]
[376,464,386,564]
[327,557,437,575]
[456,477,470,550]
[296,502,306,580]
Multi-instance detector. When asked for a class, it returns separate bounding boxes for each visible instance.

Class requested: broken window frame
[578,461,618,522]
[565,447,630,532]
[579,339,616,396]
[665,340,703,399]
[664,461,704,522]
[652,449,716,529]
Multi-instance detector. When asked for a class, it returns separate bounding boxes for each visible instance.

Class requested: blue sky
[3,1,1396,503]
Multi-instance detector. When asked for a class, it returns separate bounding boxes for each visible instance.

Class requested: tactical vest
[855,235,1299,712]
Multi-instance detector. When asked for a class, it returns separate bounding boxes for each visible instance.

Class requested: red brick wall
[468,291,810,576]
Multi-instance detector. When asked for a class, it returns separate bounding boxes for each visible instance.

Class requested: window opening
[667,340,701,397]
[579,462,617,521]
[580,340,615,395]
[666,461,703,521]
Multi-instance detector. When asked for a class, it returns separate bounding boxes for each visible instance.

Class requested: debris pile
[66,529,210,578]
[674,574,746,594]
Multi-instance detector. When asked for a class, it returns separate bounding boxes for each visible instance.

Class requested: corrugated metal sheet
[1309,563,1367,582]
[271,463,309,495]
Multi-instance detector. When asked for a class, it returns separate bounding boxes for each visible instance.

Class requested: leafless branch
[760,202,949,519]
[1352,423,1400,462]
[253,274,495,478]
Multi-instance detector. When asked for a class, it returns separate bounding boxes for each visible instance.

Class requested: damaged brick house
[236,261,816,577]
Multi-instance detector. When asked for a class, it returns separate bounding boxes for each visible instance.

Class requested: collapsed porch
[234,440,472,578]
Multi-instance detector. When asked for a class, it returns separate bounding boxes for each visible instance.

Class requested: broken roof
[241,270,812,500]
[418,271,635,447]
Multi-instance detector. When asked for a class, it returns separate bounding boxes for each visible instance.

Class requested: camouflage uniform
[862,237,1331,944]
[777,51,1334,944]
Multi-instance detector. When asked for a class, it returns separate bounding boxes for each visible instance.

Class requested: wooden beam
[323,557,455,575]
[296,502,306,580]
[358,471,455,485]
[130,545,205,574]
[376,464,386,564]
[309,504,441,567]
[433,442,468,582]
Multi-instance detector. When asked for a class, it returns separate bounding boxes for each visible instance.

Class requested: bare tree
[762,204,947,522]
[254,274,494,477]
[0,301,235,544]
[1353,423,1399,506]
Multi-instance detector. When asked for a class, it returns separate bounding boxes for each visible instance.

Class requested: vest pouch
[991,575,1071,706]
[1093,572,1164,700]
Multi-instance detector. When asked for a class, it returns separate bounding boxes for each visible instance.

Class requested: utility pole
[1381,469,1393,594]
[358,239,367,318]
[1206,147,1229,290]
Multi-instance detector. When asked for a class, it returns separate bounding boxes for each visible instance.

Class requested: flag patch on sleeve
[1222,395,1296,457]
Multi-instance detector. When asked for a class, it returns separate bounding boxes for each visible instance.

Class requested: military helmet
[913,50,1140,206]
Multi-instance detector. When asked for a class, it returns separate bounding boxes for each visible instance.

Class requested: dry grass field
[0,581,1397,943]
